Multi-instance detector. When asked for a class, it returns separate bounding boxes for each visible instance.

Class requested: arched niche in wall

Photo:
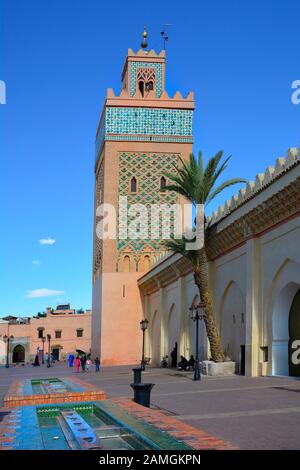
[220,281,246,366]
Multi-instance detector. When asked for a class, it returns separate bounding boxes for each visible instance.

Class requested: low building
[0,306,92,365]
[139,148,300,377]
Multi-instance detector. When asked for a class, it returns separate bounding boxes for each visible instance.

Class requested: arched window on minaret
[160,176,166,191]
[123,255,130,272]
[131,177,137,193]
[138,80,145,97]
[143,255,151,272]
[146,81,154,92]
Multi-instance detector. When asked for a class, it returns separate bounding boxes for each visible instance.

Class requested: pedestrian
[68,353,74,367]
[187,355,195,371]
[75,355,80,373]
[80,355,86,372]
[86,357,92,371]
[171,342,178,368]
[33,354,40,367]
[95,357,100,372]
[178,355,188,371]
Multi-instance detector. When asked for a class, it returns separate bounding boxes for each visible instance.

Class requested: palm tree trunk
[194,248,225,362]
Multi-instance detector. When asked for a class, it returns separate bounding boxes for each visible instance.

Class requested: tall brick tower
[92,38,194,365]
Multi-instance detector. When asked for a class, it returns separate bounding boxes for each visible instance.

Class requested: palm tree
[163,151,246,362]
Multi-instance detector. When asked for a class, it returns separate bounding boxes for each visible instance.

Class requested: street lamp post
[47,334,51,368]
[140,319,149,371]
[41,336,46,364]
[189,302,206,381]
[3,334,14,369]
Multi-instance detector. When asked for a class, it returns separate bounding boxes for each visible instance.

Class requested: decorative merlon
[127,48,166,58]
[106,87,194,101]
[207,146,299,226]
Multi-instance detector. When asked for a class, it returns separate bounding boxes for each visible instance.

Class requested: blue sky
[0,0,299,316]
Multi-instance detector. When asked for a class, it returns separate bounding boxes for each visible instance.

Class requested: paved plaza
[0,363,300,450]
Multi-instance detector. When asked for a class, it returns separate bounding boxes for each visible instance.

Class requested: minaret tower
[92,30,194,364]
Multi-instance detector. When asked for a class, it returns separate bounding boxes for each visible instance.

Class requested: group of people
[177,355,195,371]
[170,343,196,371]
[31,351,100,371]
[68,353,100,373]
[32,352,54,366]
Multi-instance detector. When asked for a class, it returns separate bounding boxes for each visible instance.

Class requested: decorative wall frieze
[207,147,299,227]
[205,174,300,260]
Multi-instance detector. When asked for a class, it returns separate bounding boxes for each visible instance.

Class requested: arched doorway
[272,282,300,376]
[220,281,246,373]
[51,345,62,361]
[12,344,25,363]
[289,289,300,376]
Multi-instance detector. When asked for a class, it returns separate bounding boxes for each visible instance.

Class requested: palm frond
[162,238,199,269]
[203,150,224,182]
[162,149,246,212]
[205,178,247,206]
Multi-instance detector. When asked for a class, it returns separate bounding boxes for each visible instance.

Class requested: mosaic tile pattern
[106,107,193,137]
[93,158,104,274]
[106,135,193,143]
[117,152,179,256]
[130,62,163,97]
[111,398,238,450]
[95,108,193,161]
[95,117,105,161]
[4,377,106,408]
[0,399,236,450]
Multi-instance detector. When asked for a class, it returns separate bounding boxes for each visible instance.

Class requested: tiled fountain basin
[0,399,236,451]
[4,377,105,408]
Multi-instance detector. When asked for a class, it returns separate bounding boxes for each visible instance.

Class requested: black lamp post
[140,318,149,371]
[3,334,14,369]
[47,334,51,368]
[189,302,206,381]
[41,336,46,364]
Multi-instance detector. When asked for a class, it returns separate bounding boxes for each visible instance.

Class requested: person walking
[95,357,100,372]
[68,353,74,367]
[33,354,40,367]
[75,356,80,373]
[86,357,91,372]
[80,355,86,372]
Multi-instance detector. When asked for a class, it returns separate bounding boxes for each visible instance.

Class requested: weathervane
[160,24,172,50]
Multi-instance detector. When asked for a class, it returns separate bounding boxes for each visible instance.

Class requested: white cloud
[26,288,64,298]
[39,238,56,246]
[32,260,41,266]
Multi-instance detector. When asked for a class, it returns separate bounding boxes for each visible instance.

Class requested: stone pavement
[1,363,300,450]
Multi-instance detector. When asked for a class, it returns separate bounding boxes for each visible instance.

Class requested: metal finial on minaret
[141,26,148,49]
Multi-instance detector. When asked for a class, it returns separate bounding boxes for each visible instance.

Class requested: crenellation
[225,199,232,212]
[274,157,286,175]
[208,147,299,227]
[105,87,193,102]
[264,166,275,183]
[245,181,255,197]
[255,173,265,189]
[127,48,166,58]
[285,147,298,166]
[173,91,183,100]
